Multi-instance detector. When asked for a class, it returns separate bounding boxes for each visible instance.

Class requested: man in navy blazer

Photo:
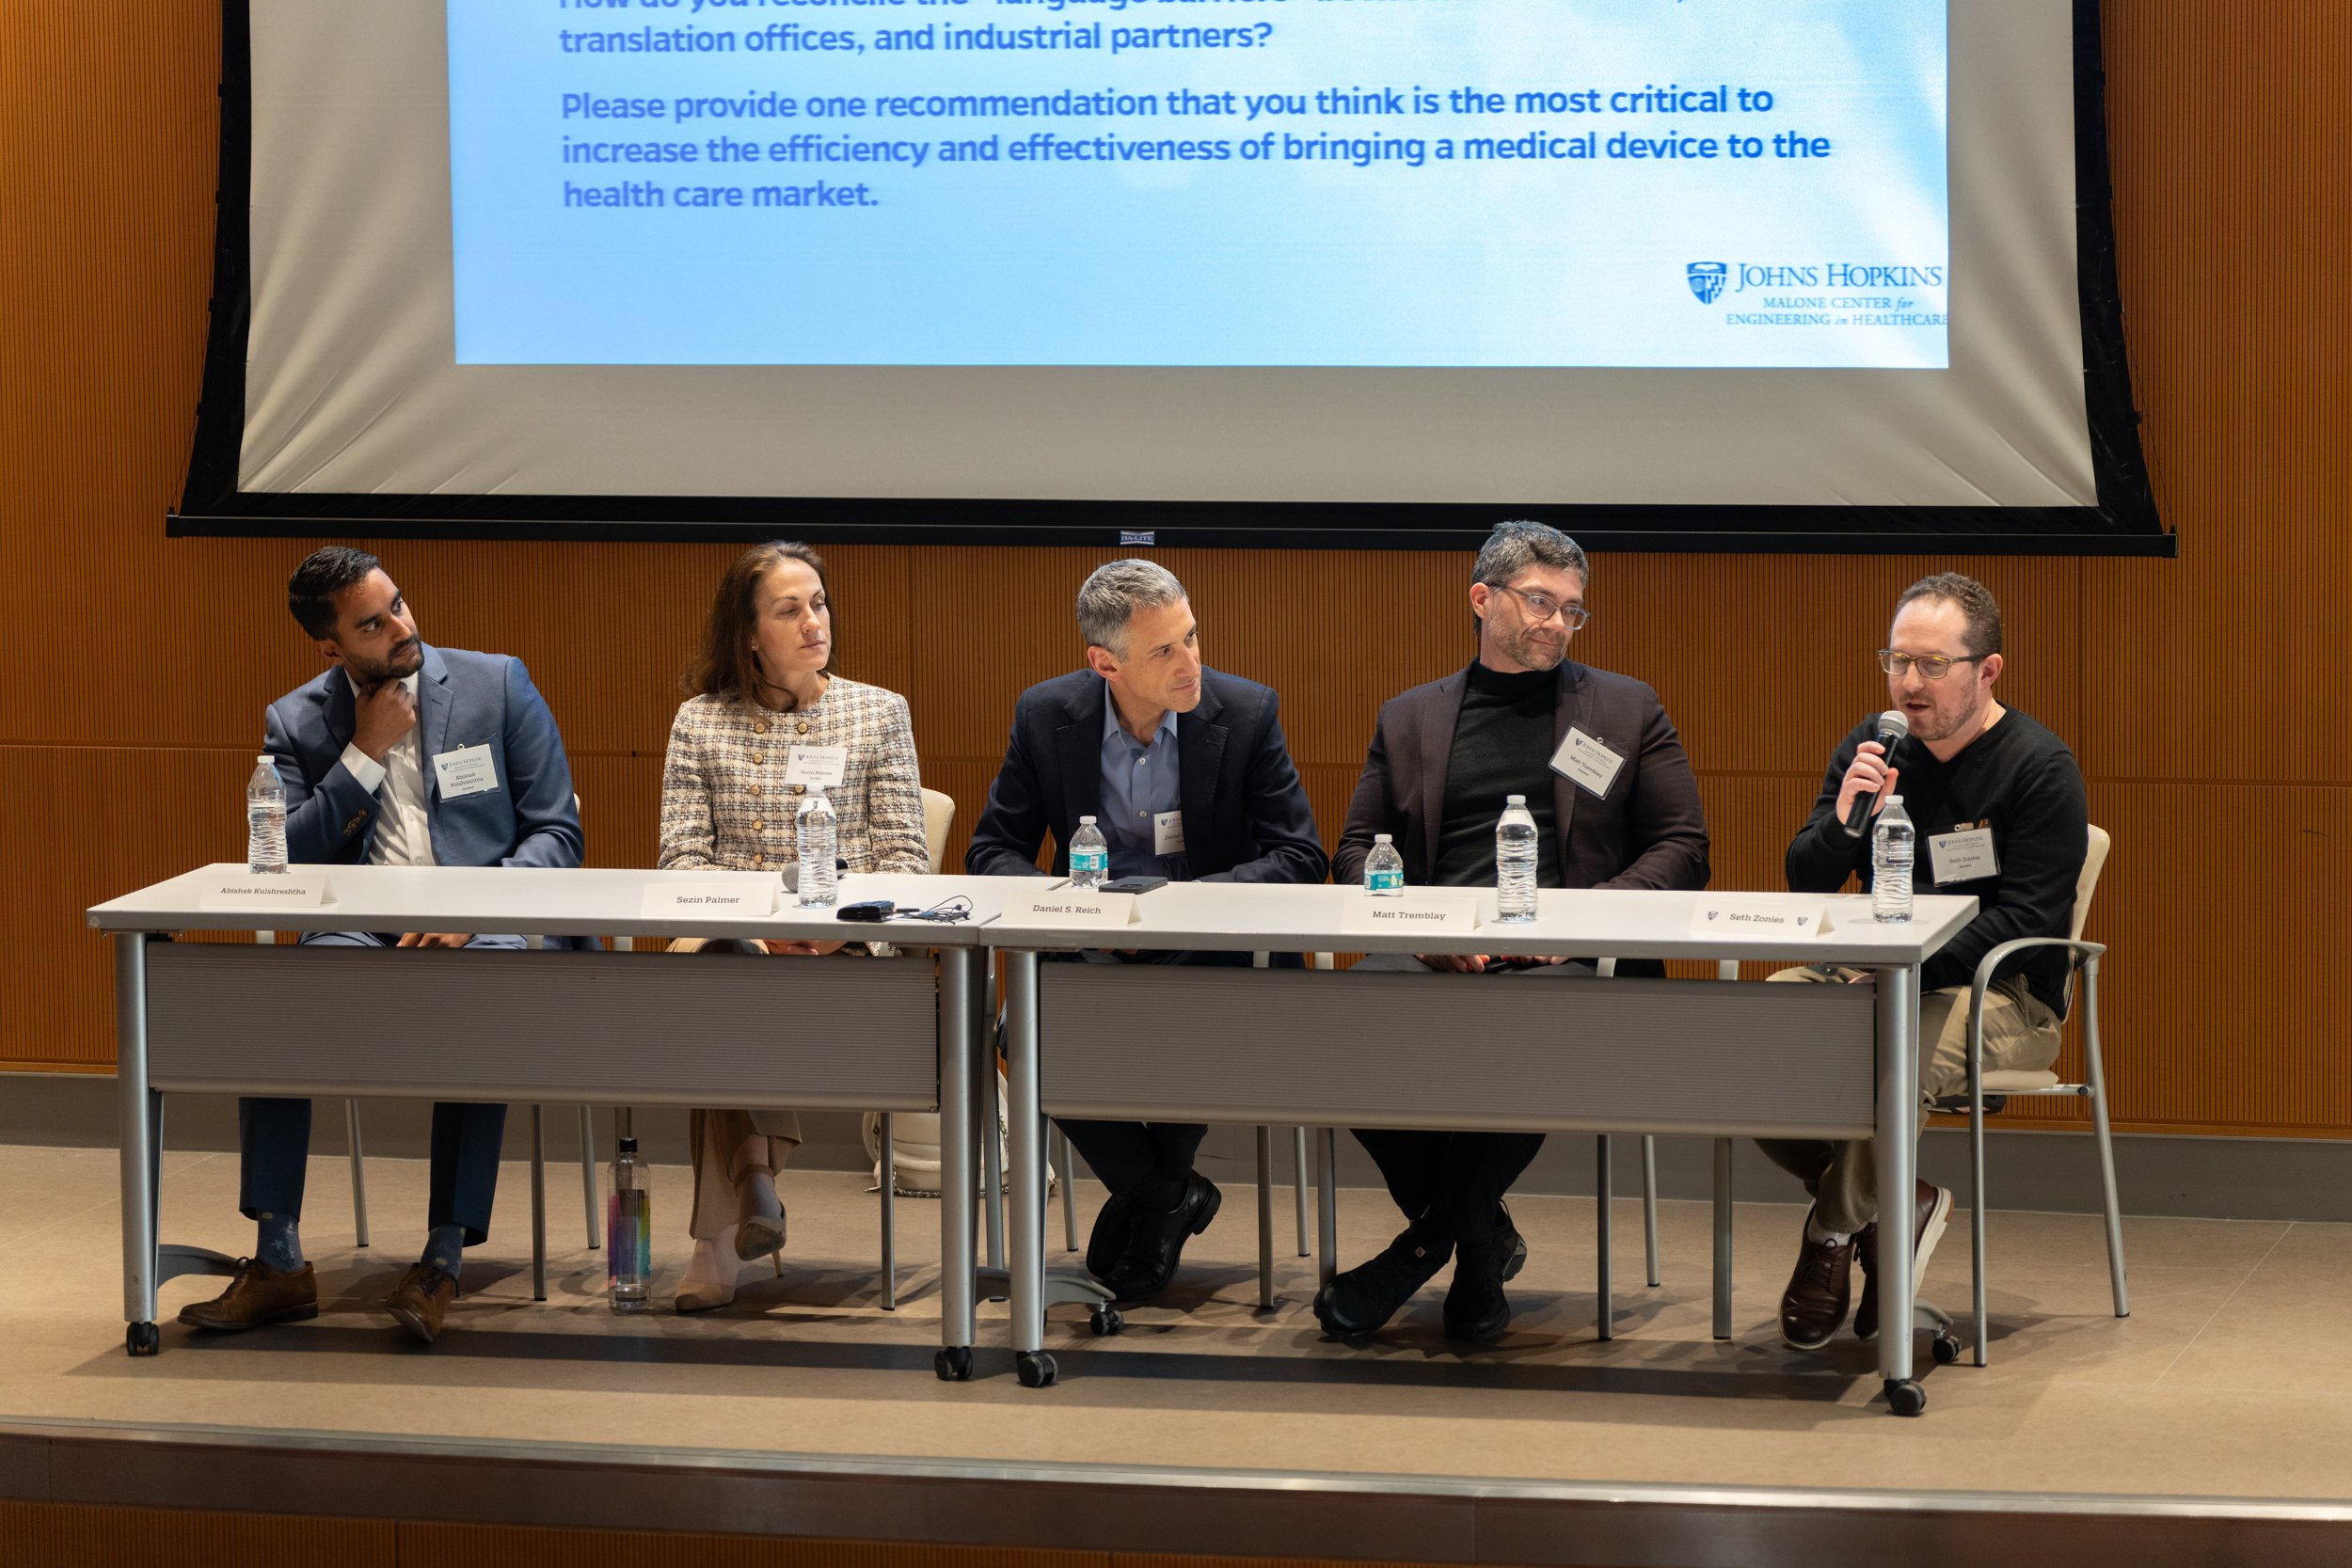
[968,559,1327,1304]
[179,546,582,1347]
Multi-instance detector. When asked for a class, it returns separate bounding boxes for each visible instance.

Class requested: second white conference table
[985,880,1976,1416]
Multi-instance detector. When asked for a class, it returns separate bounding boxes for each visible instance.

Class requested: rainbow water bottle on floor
[607,1135,651,1312]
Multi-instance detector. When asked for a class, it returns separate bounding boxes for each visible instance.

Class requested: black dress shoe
[1442,1212,1527,1343]
[1086,1191,1136,1281]
[1100,1174,1221,1305]
[1854,1180,1953,1341]
[1313,1221,1454,1339]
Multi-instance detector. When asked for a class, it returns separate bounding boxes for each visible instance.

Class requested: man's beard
[1504,627,1566,672]
[346,640,422,687]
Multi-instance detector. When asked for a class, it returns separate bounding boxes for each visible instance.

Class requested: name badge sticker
[1929,827,1999,885]
[785,745,850,790]
[432,744,499,800]
[1152,810,1186,857]
[1551,727,1626,799]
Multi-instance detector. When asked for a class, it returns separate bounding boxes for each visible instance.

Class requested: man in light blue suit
[179,546,582,1346]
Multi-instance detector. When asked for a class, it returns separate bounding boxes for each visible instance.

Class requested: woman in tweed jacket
[659,541,929,1311]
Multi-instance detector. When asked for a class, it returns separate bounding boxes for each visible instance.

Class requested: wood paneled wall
[3,4,2345,1136]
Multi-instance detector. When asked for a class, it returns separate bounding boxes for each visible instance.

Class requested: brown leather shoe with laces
[1854,1180,1954,1341]
[386,1261,459,1344]
[176,1259,318,1332]
[1778,1209,1856,1351]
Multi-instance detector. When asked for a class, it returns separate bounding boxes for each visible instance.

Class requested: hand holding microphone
[1837,710,1909,837]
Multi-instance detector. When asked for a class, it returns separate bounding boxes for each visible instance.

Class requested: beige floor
[4,1139,2347,1503]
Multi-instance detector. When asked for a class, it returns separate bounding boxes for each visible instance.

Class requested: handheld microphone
[1841,710,1910,837]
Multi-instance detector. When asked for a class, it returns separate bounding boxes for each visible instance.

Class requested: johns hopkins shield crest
[1687,261,1728,304]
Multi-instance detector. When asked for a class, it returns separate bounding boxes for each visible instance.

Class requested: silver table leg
[530,1105,548,1302]
[1005,949,1052,1384]
[1315,1128,1339,1286]
[1712,1137,1735,1340]
[880,1111,897,1311]
[1056,1126,1078,1252]
[1256,1125,1275,1310]
[1876,962,1925,1414]
[580,1105,600,1249]
[118,934,160,1354]
[344,1100,371,1249]
[1293,1126,1311,1257]
[1596,1134,1613,1341]
[935,947,977,1380]
[1642,1134,1661,1289]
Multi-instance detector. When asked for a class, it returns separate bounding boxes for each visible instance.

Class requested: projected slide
[447,0,1947,369]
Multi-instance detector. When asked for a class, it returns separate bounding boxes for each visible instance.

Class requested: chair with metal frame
[1953,821,2123,1367]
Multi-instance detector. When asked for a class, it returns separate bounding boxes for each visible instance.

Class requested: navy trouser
[237,930,525,1245]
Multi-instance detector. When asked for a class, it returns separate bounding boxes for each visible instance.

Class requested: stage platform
[2,1140,2348,1565]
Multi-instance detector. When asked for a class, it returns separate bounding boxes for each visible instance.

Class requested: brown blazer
[1334,660,1709,894]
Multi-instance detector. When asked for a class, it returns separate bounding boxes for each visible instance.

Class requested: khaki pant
[1755,964,2058,1235]
[669,937,804,1241]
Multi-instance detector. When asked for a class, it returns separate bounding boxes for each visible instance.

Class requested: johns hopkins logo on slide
[1686,262,1728,304]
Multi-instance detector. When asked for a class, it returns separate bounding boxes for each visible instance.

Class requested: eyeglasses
[1878,650,1985,681]
[1492,583,1591,630]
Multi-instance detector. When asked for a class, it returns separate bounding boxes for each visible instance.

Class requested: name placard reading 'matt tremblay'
[199,873,333,911]
[1687,895,1834,938]
[1341,893,1482,936]
[1007,890,1140,929]
[641,879,779,919]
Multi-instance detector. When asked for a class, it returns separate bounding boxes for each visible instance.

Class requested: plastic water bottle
[606,1135,650,1313]
[1496,794,1539,924]
[796,785,837,908]
[1872,795,1916,924]
[246,755,288,874]
[1069,815,1109,890]
[1365,832,1405,895]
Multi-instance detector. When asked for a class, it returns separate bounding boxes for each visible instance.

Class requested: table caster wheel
[1884,1378,1926,1417]
[1015,1351,1057,1388]
[1089,1307,1123,1337]
[1931,1331,1963,1366]
[933,1346,973,1382]
[126,1323,159,1357]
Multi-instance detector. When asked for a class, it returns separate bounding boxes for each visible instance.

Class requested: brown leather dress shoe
[387,1262,459,1344]
[177,1259,318,1332]
[1854,1180,1954,1341]
[1778,1210,1857,1351]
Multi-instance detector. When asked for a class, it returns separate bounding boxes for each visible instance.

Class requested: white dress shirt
[337,673,437,868]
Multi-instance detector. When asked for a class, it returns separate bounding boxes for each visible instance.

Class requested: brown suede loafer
[1854,1180,1954,1341]
[177,1259,318,1332]
[386,1261,458,1345]
[1778,1211,1857,1351]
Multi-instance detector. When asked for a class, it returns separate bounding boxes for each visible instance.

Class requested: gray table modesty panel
[141,944,940,1110]
[1039,964,1877,1137]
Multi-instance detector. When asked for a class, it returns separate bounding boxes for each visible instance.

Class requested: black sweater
[1786,708,2089,1015]
[1432,662,1565,889]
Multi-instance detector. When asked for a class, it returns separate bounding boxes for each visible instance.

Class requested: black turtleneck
[1431,661,1563,890]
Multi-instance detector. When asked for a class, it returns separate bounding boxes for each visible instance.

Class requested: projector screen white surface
[448,1,1951,370]
[238,0,2095,512]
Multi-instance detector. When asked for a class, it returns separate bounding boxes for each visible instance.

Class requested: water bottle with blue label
[1069,815,1109,890]
[246,755,287,874]
[1365,833,1405,895]
[1872,795,1916,924]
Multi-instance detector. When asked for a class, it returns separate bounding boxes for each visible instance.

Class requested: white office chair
[1960,822,2124,1366]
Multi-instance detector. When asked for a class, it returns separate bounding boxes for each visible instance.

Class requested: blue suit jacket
[262,643,582,870]
[965,668,1327,885]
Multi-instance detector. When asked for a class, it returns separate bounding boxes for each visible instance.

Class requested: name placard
[641,879,779,919]
[1007,890,1140,929]
[1688,895,1834,938]
[1341,893,1483,936]
[199,874,333,911]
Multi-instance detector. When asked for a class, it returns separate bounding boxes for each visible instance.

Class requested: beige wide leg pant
[1755,964,2059,1234]
[669,937,804,1241]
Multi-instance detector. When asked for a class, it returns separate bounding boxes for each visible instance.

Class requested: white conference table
[87,863,1009,1374]
[986,881,1977,1416]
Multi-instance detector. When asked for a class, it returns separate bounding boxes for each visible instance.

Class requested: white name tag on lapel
[1009,890,1140,929]
[1688,895,1834,937]
[1152,810,1186,856]
[1342,893,1482,935]
[431,744,499,800]
[200,873,332,911]
[1929,827,1999,884]
[641,879,779,918]
[785,745,850,789]
[1551,727,1625,799]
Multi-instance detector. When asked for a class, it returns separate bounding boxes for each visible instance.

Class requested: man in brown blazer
[1320,520,1708,1343]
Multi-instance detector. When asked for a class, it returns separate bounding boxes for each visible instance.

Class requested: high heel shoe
[675,1228,739,1313]
[733,1167,787,1269]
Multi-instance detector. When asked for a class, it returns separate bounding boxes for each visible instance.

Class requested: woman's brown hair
[684,541,834,706]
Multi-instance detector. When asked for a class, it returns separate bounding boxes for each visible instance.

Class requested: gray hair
[1076,558,1187,656]
[1474,520,1589,591]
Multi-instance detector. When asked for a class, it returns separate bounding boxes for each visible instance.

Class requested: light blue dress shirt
[1099,690,1182,879]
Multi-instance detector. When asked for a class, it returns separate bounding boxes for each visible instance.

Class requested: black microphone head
[1875,709,1909,746]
